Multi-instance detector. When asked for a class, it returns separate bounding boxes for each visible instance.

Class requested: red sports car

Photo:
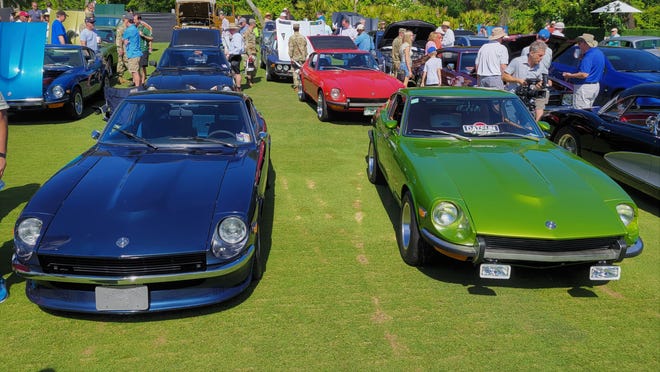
[297,48,404,121]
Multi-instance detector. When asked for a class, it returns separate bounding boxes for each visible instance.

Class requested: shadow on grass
[372,183,607,297]
[40,161,278,322]
[8,96,107,125]
[622,185,659,218]
[300,99,376,126]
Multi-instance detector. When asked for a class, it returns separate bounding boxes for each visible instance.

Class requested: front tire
[66,87,84,119]
[266,65,273,81]
[555,126,581,156]
[297,81,307,102]
[252,229,264,281]
[367,135,384,184]
[397,192,431,267]
[317,90,331,122]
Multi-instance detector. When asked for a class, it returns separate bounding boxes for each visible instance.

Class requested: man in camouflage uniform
[243,19,258,87]
[391,28,405,77]
[288,23,308,89]
[115,15,129,83]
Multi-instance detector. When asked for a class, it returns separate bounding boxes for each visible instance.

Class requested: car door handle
[597,126,611,133]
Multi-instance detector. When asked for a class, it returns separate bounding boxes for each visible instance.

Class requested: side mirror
[384,119,398,130]
[537,121,551,132]
[91,130,101,140]
[258,131,269,142]
[149,60,157,67]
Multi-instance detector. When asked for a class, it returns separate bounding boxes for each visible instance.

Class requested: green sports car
[367,87,643,280]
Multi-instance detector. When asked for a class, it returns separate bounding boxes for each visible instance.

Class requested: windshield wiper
[479,131,540,142]
[112,125,158,149]
[180,136,237,148]
[412,129,471,142]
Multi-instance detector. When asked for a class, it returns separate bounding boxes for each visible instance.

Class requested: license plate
[589,265,621,281]
[479,263,511,279]
[363,107,377,116]
[95,286,149,311]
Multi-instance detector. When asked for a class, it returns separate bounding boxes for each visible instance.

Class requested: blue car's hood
[38,152,231,258]
[0,23,46,102]
[147,69,233,90]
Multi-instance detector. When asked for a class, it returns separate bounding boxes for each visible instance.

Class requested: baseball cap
[538,29,550,40]
[85,17,95,23]
[554,22,565,29]
[356,24,364,31]
[427,46,437,54]
[56,10,67,17]
[19,11,28,17]
[123,13,133,20]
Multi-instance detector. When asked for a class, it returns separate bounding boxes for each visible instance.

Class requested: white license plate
[363,107,377,116]
[95,286,149,311]
[589,265,621,281]
[479,264,511,279]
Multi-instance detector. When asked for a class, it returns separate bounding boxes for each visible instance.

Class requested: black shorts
[139,52,149,68]
[229,55,242,74]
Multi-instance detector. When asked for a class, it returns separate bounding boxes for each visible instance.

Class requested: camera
[514,74,548,111]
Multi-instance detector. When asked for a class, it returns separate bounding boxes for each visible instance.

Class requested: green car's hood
[404,138,631,239]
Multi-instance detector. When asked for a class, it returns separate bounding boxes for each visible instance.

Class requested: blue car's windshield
[44,48,82,67]
[404,97,544,139]
[159,49,230,70]
[101,100,252,146]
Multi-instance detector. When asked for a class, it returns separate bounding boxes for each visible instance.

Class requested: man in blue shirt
[51,10,69,44]
[354,24,373,51]
[562,33,605,109]
[122,14,143,86]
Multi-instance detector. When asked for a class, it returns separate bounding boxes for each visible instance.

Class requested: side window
[245,99,261,134]
[388,94,405,127]
[310,53,318,68]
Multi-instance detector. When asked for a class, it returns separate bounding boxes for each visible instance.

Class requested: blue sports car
[146,46,234,91]
[0,22,109,119]
[13,91,271,313]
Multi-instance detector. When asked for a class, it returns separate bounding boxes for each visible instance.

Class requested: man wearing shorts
[135,14,153,85]
[122,14,143,86]
[226,23,244,91]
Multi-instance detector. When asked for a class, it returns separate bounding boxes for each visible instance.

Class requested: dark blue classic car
[13,91,271,313]
[543,83,659,199]
[0,23,109,119]
[260,35,293,81]
[146,46,234,91]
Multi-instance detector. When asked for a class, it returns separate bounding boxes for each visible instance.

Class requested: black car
[542,83,660,199]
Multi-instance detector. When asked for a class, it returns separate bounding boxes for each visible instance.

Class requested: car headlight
[432,202,459,227]
[221,85,233,92]
[283,64,290,71]
[15,217,43,259]
[275,64,283,71]
[52,85,64,99]
[330,88,342,100]
[211,216,248,259]
[616,204,635,226]
[430,201,475,245]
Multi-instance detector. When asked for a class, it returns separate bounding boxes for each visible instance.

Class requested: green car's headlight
[616,204,635,226]
[432,202,460,227]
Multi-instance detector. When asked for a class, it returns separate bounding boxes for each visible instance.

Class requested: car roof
[399,86,518,98]
[620,82,660,99]
[315,49,370,54]
[170,28,222,47]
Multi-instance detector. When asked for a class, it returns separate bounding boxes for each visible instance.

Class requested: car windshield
[159,49,230,69]
[44,48,82,67]
[101,100,252,147]
[459,53,477,73]
[316,52,379,70]
[601,94,660,127]
[96,29,115,43]
[404,97,544,139]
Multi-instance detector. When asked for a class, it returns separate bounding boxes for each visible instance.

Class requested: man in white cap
[475,27,509,89]
[226,23,244,90]
[436,21,454,47]
[562,33,604,109]
[354,24,373,51]
[552,22,565,37]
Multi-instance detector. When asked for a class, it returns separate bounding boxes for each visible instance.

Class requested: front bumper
[326,98,387,112]
[421,228,643,264]
[8,98,68,110]
[12,246,255,313]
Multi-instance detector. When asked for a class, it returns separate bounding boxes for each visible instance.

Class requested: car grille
[38,253,207,277]
[482,236,621,252]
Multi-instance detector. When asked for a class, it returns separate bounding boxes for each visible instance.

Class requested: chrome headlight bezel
[432,202,460,227]
[330,88,342,100]
[15,217,43,260]
[51,85,65,99]
[429,200,475,245]
[211,216,249,259]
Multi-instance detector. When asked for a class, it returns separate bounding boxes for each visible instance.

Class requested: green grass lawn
[0,43,658,370]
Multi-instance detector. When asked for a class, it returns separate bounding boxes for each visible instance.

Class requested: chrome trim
[421,229,477,257]
[624,237,644,258]
[483,248,621,262]
[327,100,386,109]
[13,246,254,285]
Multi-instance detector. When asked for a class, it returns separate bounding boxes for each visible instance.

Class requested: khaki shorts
[127,57,140,73]
[0,92,8,110]
[535,90,548,111]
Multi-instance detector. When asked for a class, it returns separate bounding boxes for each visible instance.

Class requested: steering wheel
[208,130,235,139]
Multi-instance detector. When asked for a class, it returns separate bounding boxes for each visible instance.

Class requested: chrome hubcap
[558,134,577,154]
[401,201,411,250]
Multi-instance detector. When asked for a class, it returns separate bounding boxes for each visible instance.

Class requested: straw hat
[489,27,506,40]
[577,33,598,47]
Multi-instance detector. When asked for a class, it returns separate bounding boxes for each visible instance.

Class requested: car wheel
[397,192,431,267]
[297,81,307,102]
[367,135,384,184]
[252,228,264,281]
[66,87,84,119]
[317,90,331,122]
[555,127,581,156]
[266,65,273,81]
[260,57,265,69]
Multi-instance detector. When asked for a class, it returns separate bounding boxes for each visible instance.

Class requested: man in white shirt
[552,22,565,37]
[340,18,357,41]
[475,27,508,90]
[226,23,244,90]
[436,21,454,47]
